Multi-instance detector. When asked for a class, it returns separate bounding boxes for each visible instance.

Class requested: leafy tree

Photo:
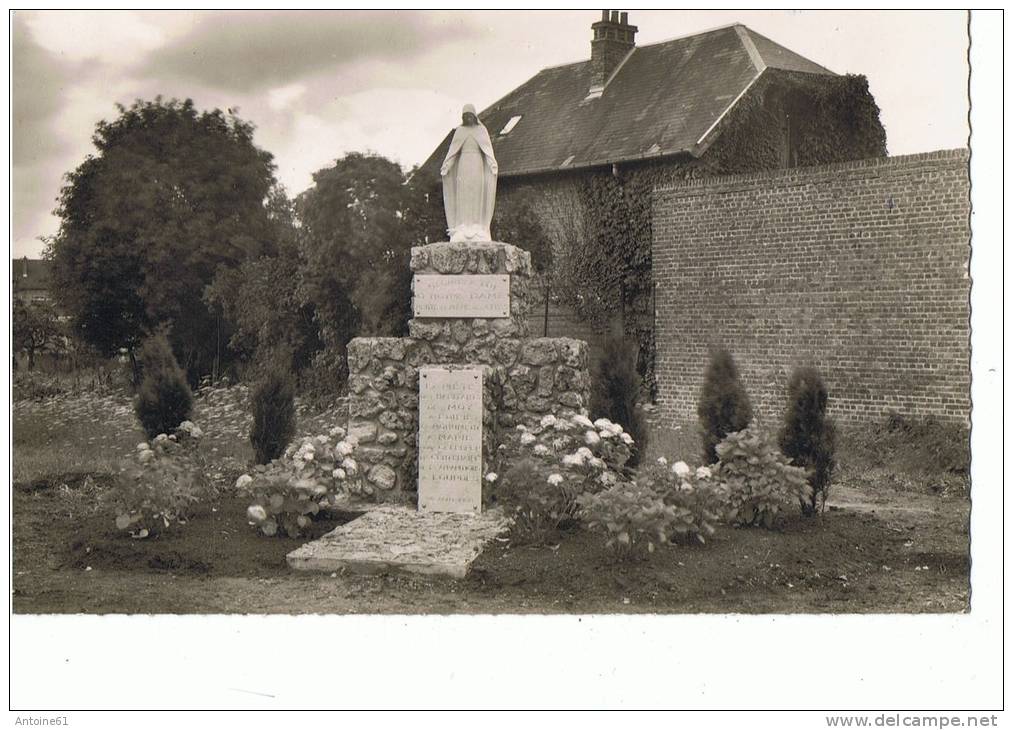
[48,97,281,379]
[403,168,448,247]
[492,188,554,275]
[697,348,753,464]
[297,153,413,341]
[12,298,61,370]
[205,189,323,376]
[778,366,836,515]
[134,332,193,439]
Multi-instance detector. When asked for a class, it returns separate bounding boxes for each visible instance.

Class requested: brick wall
[652,149,971,427]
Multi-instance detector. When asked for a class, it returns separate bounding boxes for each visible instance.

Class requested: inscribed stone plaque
[413,275,510,318]
[418,367,483,514]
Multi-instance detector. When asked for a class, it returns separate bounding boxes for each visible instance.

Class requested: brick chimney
[589,10,637,97]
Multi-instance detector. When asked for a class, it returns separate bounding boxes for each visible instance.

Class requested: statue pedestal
[346,241,591,510]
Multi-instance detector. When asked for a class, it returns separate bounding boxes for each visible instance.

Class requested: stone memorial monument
[289,105,594,576]
[342,104,592,514]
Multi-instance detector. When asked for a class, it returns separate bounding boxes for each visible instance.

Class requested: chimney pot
[589,10,637,95]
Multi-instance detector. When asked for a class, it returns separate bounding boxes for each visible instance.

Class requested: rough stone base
[286,505,510,579]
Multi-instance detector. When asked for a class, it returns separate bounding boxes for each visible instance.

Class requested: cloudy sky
[11,9,969,258]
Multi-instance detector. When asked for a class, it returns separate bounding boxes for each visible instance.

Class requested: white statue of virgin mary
[440,104,498,242]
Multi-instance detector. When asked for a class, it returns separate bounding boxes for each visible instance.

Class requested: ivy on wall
[432,72,887,399]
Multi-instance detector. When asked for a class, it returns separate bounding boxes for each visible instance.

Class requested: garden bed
[13,472,969,614]
[12,390,970,614]
[15,479,358,579]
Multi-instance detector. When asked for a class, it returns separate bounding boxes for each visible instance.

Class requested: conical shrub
[250,362,297,464]
[697,348,753,464]
[591,332,649,467]
[778,366,836,515]
[134,332,194,439]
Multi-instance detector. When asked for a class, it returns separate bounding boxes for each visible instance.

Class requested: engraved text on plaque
[413,274,510,318]
[418,367,483,513]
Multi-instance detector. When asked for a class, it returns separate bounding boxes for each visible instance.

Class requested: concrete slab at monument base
[286,505,511,579]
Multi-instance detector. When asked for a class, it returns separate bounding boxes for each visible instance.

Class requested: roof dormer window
[499,115,522,135]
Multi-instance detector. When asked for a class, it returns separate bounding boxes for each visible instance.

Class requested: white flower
[553,419,572,432]
[332,468,347,481]
[672,461,691,478]
[572,414,594,429]
[342,457,358,473]
[515,424,528,432]
[136,442,150,452]
[235,474,253,490]
[588,457,605,470]
[584,430,601,446]
[607,422,624,436]
[520,432,537,445]
[335,440,355,457]
[247,505,267,523]
[679,481,695,493]
[302,450,315,461]
[138,450,154,464]
[599,429,613,439]
[547,473,564,486]
[593,418,612,430]
[620,433,634,445]
[696,466,713,479]
[576,447,593,460]
[539,414,557,428]
[329,426,347,440]
[656,456,668,466]
[533,444,550,456]
[599,471,617,486]
[561,454,583,468]
[485,472,498,483]
[345,434,359,447]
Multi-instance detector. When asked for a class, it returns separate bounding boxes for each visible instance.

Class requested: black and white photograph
[7,7,1003,719]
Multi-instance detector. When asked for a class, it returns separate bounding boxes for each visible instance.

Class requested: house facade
[419,12,887,392]
[13,257,53,306]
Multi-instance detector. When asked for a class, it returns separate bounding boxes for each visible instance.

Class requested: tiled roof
[12,258,51,291]
[419,23,834,181]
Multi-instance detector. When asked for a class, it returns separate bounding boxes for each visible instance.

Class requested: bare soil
[12,473,969,614]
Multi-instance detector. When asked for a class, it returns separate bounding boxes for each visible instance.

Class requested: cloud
[144,10,482,92]
[22,10,167,64]
[12,14,73,167]
[254,88,463,197]
[268,83,307,111]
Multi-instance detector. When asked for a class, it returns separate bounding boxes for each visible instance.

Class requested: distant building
[12,257,53,306]
[419,12,887,384]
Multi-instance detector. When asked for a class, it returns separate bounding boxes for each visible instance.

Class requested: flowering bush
[635,459,724,544]
[578,482,680,559]
[578,457,724,559]
[110,421,208,538]
[714,425,811,528]
[239,426,362,537]
[493,413,634,543]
